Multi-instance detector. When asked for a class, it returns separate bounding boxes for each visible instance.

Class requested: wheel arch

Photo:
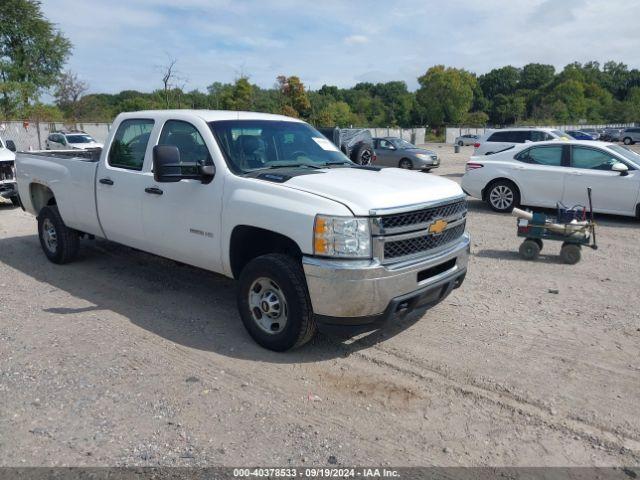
[229,225,303,280]
[29,183,57,215]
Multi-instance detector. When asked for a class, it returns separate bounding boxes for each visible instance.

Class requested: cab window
[158,120,212,165]
[571,146,619,171]
[516,145,563,166]
[108,119,154,170]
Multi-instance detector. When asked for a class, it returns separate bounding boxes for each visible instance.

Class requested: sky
[41,0,640,95]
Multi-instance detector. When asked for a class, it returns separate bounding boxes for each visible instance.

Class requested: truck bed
[16,150,104,237]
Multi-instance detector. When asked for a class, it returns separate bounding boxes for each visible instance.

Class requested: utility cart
[515,188,598,264]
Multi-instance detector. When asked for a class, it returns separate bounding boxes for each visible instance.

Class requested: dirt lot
[1,145,639,467]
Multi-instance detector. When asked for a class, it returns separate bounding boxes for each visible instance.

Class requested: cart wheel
[534,238,543,251]
[519,239,540,261]
[560,243,581,265]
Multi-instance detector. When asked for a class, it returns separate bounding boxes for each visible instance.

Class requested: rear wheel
[486,180,520,212]
[519,239,540,261]
[399,158,413,169]
[37,205,80,264]
[457,140,464,146]
[237,253,316,351]
[560,243,581,265]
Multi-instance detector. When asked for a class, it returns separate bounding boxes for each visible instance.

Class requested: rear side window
[530,131,553,141]
[488,131,529,143]
[571,147,618,170]
[487,131,509,142]
[108,119,154,170]
[516,146,563,166]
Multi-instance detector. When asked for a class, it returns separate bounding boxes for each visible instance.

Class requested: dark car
[566,130,595,140]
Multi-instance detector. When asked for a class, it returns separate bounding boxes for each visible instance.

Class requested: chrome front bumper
[302,233,470,322]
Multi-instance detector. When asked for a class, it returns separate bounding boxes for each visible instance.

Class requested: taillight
[372,154,377,163]
[473,143,481,148]
[465,162,483,172]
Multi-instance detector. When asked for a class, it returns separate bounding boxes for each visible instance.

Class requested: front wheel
[237,254,316,351]
[486,180,520,212]
[519,239,540,261]
[560,243,581,265]
[399,158,413,169]
[37,205,80,264]
[623,137,633,145]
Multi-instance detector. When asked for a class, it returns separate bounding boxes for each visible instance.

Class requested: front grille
[379,199,466,231]
[383,223,466,260]
[0,164,14,182]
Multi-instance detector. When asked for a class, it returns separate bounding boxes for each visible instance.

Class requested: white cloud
[344,35,369,46]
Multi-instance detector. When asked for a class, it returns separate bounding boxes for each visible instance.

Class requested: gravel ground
[0,145,639,467]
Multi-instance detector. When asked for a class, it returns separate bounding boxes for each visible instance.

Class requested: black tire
[37,205,80,264]
[237,253,316,351]
[533,238,543,250]
[485,179,520,213]
[10,196,20,207]
[519,239,540,261]
[351,143,374,165]
[398,158,413,169]
[457,140,464,146]
[623,137,633,145]
[560,243,581,265]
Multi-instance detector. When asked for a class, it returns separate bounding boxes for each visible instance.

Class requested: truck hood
[284,167,463,216]
[0,148,15,162]
[68,142,103,149]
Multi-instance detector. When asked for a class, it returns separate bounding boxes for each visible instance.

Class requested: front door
[142,119,224,272]
[512,144,567,208]
[562,145,639,215]
[96,118,155,249]
[375,139,397,167]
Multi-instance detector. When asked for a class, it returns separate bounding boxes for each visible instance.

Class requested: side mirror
[5,140,16,152]
[153,145,215,183]
[612,162,629,176]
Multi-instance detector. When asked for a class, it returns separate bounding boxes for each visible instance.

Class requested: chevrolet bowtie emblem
[428,219,448,234]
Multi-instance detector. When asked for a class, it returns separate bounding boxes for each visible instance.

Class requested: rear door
[511,144,568,207]
[142,119,224,271]
[562,145,639,215]
[96,118,155,249]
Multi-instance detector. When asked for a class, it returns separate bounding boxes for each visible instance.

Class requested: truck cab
[16,110,469,351]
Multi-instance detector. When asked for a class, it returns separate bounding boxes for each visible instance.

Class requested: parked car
[473,128,571,156]
[0,137,19,206]
[16,110,470,351]
[566,130,595,140]
[461,140,640,217]
[372,137,439,171]
[580,127,602,140]
[601,128,623,142]
[454,134,478,146]
[621,127,640,145]
[46,130,103,150]
[316,127,375,165]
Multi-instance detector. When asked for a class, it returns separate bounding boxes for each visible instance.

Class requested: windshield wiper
[321,161,352,167]
[267,163,322,170]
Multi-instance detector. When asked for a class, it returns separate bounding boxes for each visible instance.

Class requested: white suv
[474,128,571,156]
[46,131,103,150]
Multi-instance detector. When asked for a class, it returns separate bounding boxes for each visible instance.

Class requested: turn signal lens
[313,215,371,258]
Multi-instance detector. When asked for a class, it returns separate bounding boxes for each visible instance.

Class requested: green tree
[416,65,476,127]
[0,0,71,118]
[478,66,520,100]
[277,75,311,118]
[520,63,555,90]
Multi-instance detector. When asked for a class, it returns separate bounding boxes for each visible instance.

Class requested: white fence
[0,121,111,151]
[445,124,635,144]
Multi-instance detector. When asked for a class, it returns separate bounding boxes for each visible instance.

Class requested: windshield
[392,139,416,149]
[552,130,572,140]
[608,144,640,167]
[65,134,95,143]
[209,120,352,174]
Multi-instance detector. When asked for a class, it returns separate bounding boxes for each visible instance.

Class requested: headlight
[314,215,371,258]
[415,153,434,161]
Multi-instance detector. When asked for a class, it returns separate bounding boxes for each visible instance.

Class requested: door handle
[99,178,114,185]
[145,187,163,195]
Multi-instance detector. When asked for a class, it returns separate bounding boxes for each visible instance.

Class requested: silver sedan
[372,137,440,171]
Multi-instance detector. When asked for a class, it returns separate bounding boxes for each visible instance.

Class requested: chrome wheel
[248,277,288,334]
[42,218,58,253]
[489,185,514,210]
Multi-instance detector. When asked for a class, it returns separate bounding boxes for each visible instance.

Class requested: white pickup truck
[15,110,469,351]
